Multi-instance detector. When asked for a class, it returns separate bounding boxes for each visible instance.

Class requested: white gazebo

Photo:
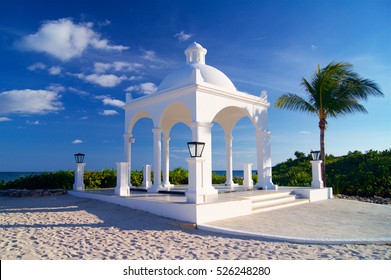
[118,42,276,202]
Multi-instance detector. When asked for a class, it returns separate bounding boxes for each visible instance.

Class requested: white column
[123,133,133,187]
[243,163,254,189]
[123,133,131,162]
[186,158,206,203]
[186,157,218,203]
[224,133,236,189]
[311,160,324,188]
[186,122,217,203]
[162,135,173,189]
[73,163,86,191]
[115,162,130,196]
[148,128,163,192]
[255,129,276,190]
[142,164,152,189]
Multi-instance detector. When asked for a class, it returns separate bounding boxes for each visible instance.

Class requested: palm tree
[274,62,383,187]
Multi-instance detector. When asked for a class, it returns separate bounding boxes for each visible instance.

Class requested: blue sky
[0,0,390,172]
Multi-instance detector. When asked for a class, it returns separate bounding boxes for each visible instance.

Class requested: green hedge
[3,149,388,197]
[0,168,257,191]
[272,149,391,197]
[1,171,74,190]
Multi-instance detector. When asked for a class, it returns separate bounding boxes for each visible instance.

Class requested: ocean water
[212,170,257,178]
[0,170,257,183]
[0,172,43,182]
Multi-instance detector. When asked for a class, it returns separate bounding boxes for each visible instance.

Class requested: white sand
[0,195,390,260]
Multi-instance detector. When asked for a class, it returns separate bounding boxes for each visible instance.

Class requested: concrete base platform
[69,186,332,224]
[69,189,252,224]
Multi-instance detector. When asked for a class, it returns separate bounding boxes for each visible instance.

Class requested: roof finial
[185,42,207,65]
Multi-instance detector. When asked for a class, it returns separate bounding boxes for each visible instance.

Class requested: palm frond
[340,77,384,100]
[300,78,318,105]
[326,98,367,118]
[274,61,384,119]
[274,93,317,114]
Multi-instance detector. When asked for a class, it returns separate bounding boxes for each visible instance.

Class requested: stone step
[245,190,292,202]
[252,198,309,213]
[251,195,297,209]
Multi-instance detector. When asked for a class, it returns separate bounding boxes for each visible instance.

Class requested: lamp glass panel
[196,143,205,157]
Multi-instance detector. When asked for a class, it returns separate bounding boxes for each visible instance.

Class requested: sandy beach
[1,194,390,260]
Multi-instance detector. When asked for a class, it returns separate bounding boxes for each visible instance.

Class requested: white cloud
[47,84,66,93]
[0,117,12,122]
[299,131,311,134]
[90,38,128,51]
[27,62,46,71]
[142,50,157,61]
[98,19,111,27]
[174,31,192,42]
[141,49,170,67]
[140,83,158,94]
[125,82,158,95]
[102,98,125,108]
[171,148,190,154]
[93,61,142,73]
[48,66,62,75]
[311,44,318,51]
[17,18,128,61]
[94,95,110,100]
[125,85,137,92]
[129,75,143,81]
[77,73,127,87]
[68,87,89,96]
[112,61,142,72]
[26,120,41,125]
[100,110,118,116]
[0,89,63,115]
[72,139,83,144]
[93,62,111,73]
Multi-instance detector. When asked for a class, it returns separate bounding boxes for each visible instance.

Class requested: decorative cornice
[124,83,270,110]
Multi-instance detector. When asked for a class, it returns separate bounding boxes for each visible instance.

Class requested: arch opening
[211,106,258,188]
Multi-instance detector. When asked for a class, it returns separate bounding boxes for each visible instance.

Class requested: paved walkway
[198,199,391,244]
[71,189,391,244]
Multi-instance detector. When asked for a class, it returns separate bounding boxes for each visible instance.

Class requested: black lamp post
[310,150,321,161]
[74,153,85,163]
[187,142,205,158]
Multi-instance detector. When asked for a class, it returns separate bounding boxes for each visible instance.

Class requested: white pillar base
[115,162,130,196]
[162,183,174,191]
[255,180,277,190]
[73,163,86,191]
[148,183,165,193]
[224,181,239,190]
[142,164,152,189]
[311,160,324,188]
[243,163,254,190]
[186,158,218,204]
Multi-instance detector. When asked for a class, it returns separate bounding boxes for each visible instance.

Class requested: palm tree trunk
[319,118,327,188]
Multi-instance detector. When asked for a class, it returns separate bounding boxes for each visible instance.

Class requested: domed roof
[158,42,236,92]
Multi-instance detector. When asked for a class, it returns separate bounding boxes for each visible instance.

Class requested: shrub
[84,169,116,189]
[169,167,188,185]
[3,171,74,190]
[211,173,225,184]
[131,170,143,187]
[273,149,391,197]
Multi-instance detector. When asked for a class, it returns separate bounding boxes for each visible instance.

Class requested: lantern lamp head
[187,142,205,158]
[74,153,85,163]
[310,150,321,161]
